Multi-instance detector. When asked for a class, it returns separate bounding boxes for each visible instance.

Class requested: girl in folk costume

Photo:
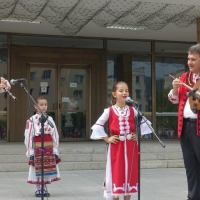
[91,81,152,200]
[24,96,61,197]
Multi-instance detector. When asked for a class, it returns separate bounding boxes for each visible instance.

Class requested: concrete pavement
[0,168,187,200]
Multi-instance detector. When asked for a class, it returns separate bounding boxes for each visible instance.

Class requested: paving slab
[0,168,187,200]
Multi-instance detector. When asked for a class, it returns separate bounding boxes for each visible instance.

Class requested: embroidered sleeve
[49,117,59,156]
[24,119,34,157]
[90,108,110,140]
[168,89,179,104]
[140,118,154,136]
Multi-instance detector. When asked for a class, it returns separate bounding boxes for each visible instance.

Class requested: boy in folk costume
[91,81,152,200]
[24,96,61,197]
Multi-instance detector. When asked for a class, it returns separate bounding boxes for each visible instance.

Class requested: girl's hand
[131,133,138,141]
[107,135,119,144]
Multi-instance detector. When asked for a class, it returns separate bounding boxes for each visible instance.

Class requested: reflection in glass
[156,116,178,139]
[61,112,86,138]
[132,55,153,140]
[132,55,152,112]
[0,49,8,140]
[0,34,7,45]
[0,116,7,140]
[155,56,187,139]
[155,42,195,53]
[30,72,36,81]
[107,54,121,106]
[42,70,51,79]
[30,67,55,110]
[60,69,86,139]
[141,115,153,139]
[74,75,84,83]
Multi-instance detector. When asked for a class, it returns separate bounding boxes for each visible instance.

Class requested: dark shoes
[35,190,50,197]
[55,155,61,164]
[28,156,34,166]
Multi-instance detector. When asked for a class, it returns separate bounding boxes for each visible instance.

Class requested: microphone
[186,88,198,97]
[10,78,25,85]
[126,97,138,104]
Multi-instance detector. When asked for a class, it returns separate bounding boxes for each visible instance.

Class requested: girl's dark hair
[110,81,128,105]
[35,96,47,103]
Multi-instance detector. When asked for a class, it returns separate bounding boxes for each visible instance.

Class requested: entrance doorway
[29,65,88,141]
[10,46,106,142]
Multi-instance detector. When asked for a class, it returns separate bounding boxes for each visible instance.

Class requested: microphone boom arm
[19,82,54,128]
[141,114,165,148]
[126,97,165,148]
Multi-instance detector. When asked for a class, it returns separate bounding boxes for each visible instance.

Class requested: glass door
[59,67,87,140]
[0,49,8,140]
[29,65,57,122]
[29,65,88,141]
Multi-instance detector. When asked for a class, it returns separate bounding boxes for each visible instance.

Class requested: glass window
[0,34,7,46]
[12,35,103,48]
[142,115,153,139]
[136,76,140,83]
[30,66,56,104]
[155,56,187,139]
[0,48,8,140]
[74,75,84,84]
[132,55,152,139]
[107,54,121,106]
[0,116,7,140]
[30,72,36,81]
[155,42,195,53]
[132,55,152,112]
[108,40,151,52]
[42,70,51,79]
[135,89,141,99]
[60,68,87,139]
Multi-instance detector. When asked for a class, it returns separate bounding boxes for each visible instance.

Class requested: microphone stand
[133,103,165,200]
[20,82,54,200]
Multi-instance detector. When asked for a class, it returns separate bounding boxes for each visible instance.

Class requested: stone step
[0,152,183,163]
[0,160,184,172]
[0,141,184,171]
[0,154,107,163]
[141,160,184,168]
[141,152,183,160]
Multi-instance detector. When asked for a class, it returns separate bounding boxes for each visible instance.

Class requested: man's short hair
[188,43,200,56]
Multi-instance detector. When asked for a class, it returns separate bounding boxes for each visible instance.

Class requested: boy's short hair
[35,96,47,103]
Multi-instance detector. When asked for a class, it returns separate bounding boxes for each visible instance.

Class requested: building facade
[0,0,200,142]
[0,34,196,142]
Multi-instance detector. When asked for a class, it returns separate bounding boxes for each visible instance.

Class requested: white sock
[36,184,40,191]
